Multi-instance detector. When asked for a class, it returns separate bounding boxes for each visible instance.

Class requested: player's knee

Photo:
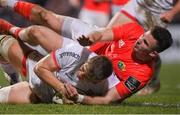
[29,25,44,37]
[27,25,44,45]
[0,86,12,103]
[0,35,17,61]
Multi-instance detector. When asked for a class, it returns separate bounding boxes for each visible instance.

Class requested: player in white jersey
[0,34,118,104]
[108,0,180,29]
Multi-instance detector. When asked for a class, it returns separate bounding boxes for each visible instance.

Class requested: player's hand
[160,10,175,23]
[77,35,93,46]
[54,86,74,104]
[64,83,78,101]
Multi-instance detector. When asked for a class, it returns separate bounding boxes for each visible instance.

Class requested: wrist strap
[76,94,85,103]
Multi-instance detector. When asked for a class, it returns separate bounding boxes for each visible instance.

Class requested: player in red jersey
[75,22,173,102]
[107,0,180,95]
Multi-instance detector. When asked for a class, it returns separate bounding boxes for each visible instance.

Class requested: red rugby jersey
[90,23,154,98]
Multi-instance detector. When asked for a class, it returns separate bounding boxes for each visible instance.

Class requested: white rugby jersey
[28,38,119,102]
[53,38,119,96]
[136,0,175,14]
[121,0,177,30]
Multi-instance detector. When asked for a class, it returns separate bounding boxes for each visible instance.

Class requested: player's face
[133,31,158,57]
[77,61,101,83]
[77,62,89,80]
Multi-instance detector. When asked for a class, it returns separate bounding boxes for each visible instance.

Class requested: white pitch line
[142,102,180,108]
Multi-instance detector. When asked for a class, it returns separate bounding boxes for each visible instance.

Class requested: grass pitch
[0,63,180,114]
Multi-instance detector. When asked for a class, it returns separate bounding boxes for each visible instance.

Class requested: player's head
[77,55,113,83]
[133,26,173,62]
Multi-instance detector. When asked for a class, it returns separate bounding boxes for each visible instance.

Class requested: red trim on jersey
[14,1,35,20]
[21,55,27,77]
[120,10,138,22]
[51,51,61,69]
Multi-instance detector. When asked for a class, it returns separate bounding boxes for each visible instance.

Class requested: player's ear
[149,51,158,58]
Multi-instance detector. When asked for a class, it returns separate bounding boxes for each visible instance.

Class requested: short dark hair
[151,26,173,53]
[87,55,113,81]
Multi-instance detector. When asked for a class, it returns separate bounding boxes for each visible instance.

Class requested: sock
[14,1,35,20]
[0,19,14,34]
[0,19,23,39]
[9,27,23,39]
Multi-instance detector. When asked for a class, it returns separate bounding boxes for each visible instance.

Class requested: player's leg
[0,35,32,75]
[0,19,63,53]
[0,81,39,104]
[0,0,65,33]
[0,35,39,103]
[0,0,99,40]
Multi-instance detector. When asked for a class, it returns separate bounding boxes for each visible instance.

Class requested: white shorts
[121,0,168,30]
[25,43,48,56]
[61,17,100,42]
[79,8,109,27]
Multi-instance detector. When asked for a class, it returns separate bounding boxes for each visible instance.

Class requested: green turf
[0,63,180,114]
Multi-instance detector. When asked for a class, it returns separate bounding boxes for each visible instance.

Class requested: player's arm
[78,23,140,46]
[72,76,143,104]
[160,0,180,23]
[64,82,121,104]
[34,53,67,94]
[78,28,114,46]
[82,86,121,104]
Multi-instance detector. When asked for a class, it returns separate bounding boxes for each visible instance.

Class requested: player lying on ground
[0,34,119,104]
[0,16,173,104]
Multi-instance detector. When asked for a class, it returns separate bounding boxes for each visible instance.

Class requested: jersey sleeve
[115,76,146,99]
[115,68,153,99]
[112,22,144,41]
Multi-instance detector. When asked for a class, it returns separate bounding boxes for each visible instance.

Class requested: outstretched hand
[77,35,93,46]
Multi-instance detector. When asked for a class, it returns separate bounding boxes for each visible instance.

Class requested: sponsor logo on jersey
[125,76,141,92]
[59,52,81,60]
[118,61,126,71]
